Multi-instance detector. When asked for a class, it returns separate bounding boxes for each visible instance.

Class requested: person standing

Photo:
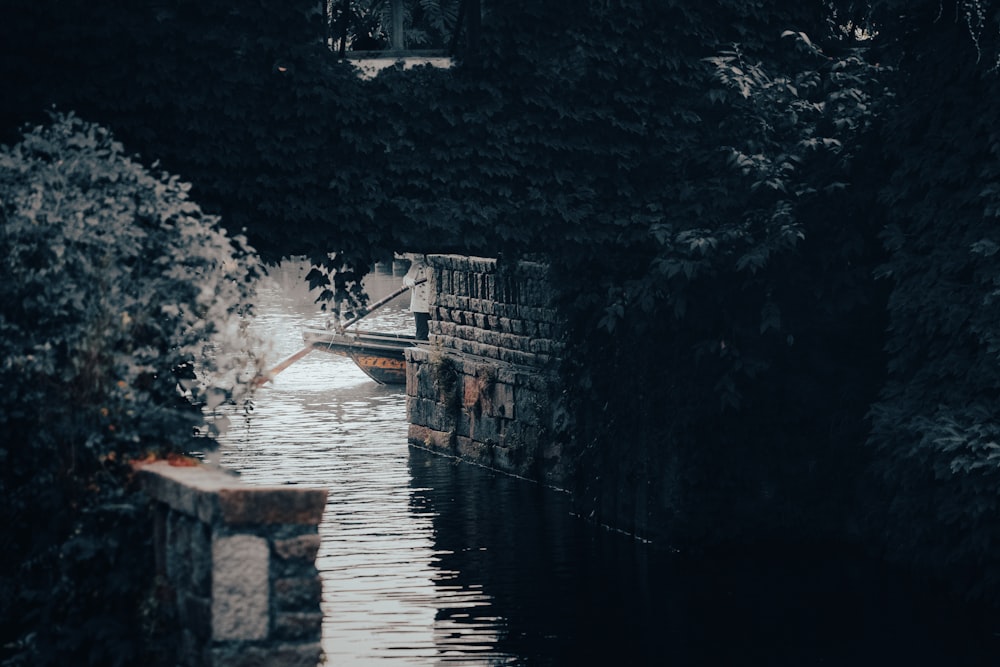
[403,253,430,340]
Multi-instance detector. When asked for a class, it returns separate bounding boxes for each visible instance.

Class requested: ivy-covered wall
[7,0,1000,608]
[0,114,263,665]
[865,0,1000,603]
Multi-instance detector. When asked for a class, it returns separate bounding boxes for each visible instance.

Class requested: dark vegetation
[0,115,261,664]
[3,0,1000,661]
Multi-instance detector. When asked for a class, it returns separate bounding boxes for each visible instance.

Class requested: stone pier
[137,461,327,667]
[406,255,571,487]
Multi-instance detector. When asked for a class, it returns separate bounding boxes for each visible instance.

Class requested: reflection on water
[220,259,510,665]
[221,259,1000,666]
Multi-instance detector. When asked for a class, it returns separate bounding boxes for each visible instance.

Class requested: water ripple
[219,261,512,666]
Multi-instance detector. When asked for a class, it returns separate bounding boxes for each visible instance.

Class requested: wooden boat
[302,328,416,385]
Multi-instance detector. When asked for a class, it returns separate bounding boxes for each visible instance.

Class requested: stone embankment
[406,255,571,487]
[138,461,327,667]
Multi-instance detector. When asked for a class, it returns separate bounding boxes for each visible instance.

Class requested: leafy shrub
[0,113,262,665]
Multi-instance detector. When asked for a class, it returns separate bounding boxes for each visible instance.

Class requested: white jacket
[403,256,429,313]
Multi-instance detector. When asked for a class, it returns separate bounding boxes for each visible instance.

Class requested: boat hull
[302,329,414,385]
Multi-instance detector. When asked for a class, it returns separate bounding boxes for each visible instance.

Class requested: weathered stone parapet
[138,461,327,667]
[425,255,566,366]
[407,253,572,487]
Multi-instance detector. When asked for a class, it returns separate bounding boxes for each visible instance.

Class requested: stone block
[529,338,560,356]
[190,520,212,595]
[498,347,540,367]
[408,424,454,453]
[177,590,212,640]
[179,628,208,667]
[496,366,517,385]
[484,382,515,420]
[153,505,167,576]
[404,350,441,400]
[458,337,501,361]
[514,367,559,392]
[436,320,458,337]
[484,273,496,301]
[211,534,269,641]
[475,329,499,349]
[217,487,327,526]
[473,296,501,316]
[454,409,472,439]
[451,323,476,342]
[407,396,455,433]
[273,533,321,562]
[165,510,191,586]
[453,434,489,465]
[274,576,322,611]
[469,413,502,442]
[501,331,534,353]
[514,387,545,424]
[408,375,438,410]
[467,256,496,273]
[139,462,241,524]
[274,612,323,641]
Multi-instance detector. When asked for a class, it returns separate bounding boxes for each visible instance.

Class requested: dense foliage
[552,13,890,546]
[0,114,262,665]
[863,0,1000,601]
[5,0,1000,616]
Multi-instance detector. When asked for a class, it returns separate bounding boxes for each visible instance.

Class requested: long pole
[252,346,315,387]
[338,277,425,330]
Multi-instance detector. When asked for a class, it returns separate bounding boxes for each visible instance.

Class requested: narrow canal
[220,260,1000,666]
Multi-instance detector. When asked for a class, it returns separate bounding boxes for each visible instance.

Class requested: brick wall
[406,255,571,487]
[138,462,327,667]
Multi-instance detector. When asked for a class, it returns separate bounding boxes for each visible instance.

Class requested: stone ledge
[137,461,327,526]
[273,533,322,561]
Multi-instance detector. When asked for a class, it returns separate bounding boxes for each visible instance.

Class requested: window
[324,0,480,58]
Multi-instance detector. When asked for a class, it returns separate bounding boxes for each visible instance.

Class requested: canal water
[219,260,1000,666]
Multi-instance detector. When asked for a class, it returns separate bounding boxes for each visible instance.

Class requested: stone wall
[137,461,327,667]
[406,255,571,487]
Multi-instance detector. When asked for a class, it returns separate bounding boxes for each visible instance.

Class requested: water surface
[220,260,1000,666]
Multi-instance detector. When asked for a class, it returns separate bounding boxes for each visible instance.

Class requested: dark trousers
[414,312,429,340]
